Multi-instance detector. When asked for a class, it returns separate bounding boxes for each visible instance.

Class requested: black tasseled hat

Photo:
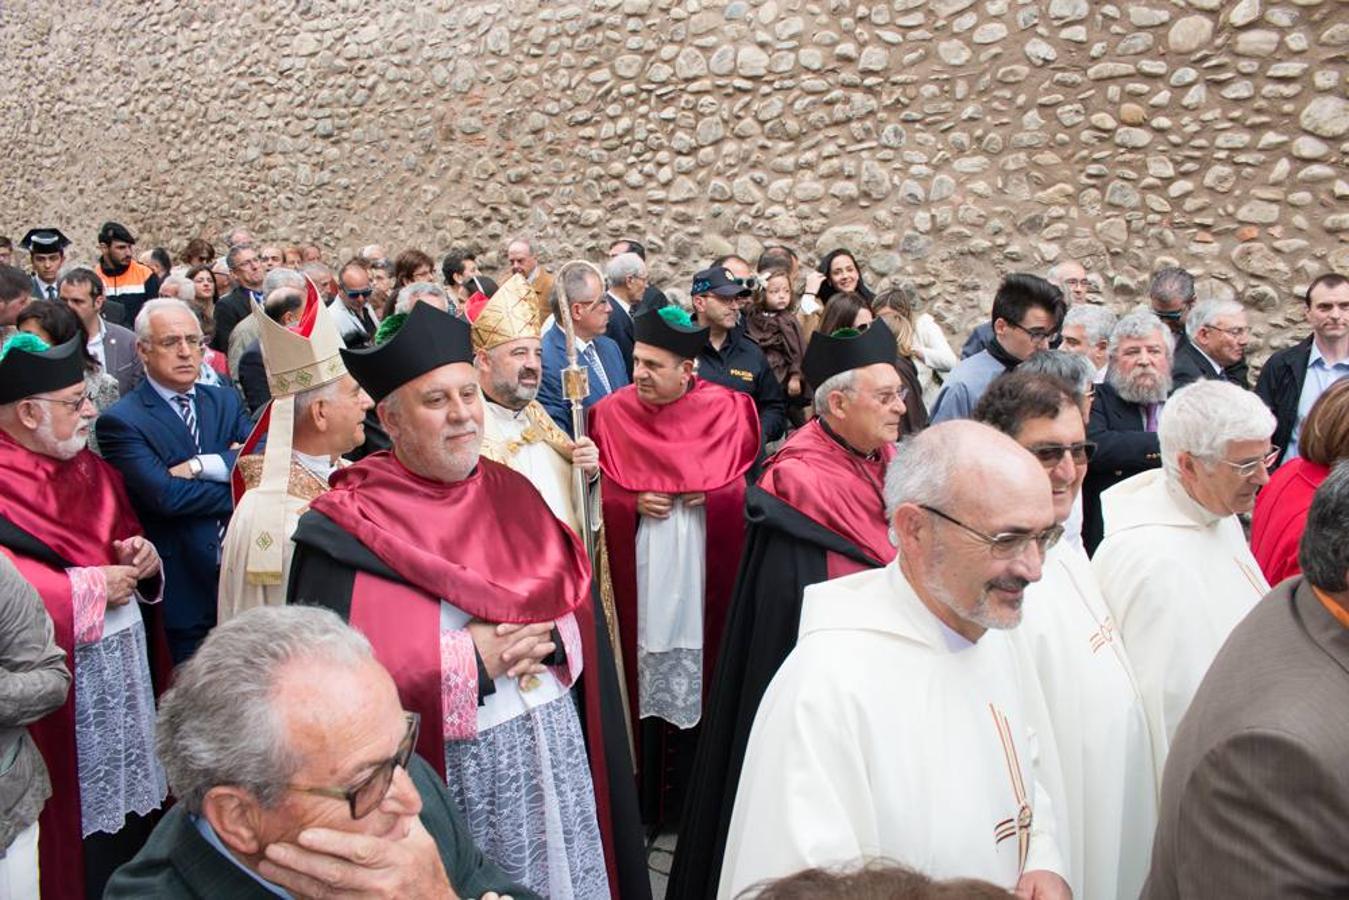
[633,307,708,360]
[802,318,897,387]
[0,335,86,404]
[340,301,474,403]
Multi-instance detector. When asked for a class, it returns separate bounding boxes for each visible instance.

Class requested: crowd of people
[0,217,1347,900]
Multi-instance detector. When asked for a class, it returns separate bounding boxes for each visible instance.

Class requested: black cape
[287,511,651,900]
[666,486,886,900]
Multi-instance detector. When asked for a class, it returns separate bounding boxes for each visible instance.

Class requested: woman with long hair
[812,249,875,305]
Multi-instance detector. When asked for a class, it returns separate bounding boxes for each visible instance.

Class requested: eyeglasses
[1203,324,1250,338]
[344,288,374,299]
[1006,321,1060,344]
[858,386,909,407]
[1027,441,1096,468]
[1215,448,1280,479]
[29,391,94,411]
[1061,278,1089,288]
[919,505,1063,559]
[286,712,420,819]
[149,335,208,352]
[1152,299,1195,320]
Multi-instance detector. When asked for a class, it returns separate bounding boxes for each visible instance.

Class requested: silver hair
[508,236,536,255]
[155,605,374,813]
[394,282,448,315]
[294,377,345,423]
[301,262,332,287]
[1300,460,1349,592]
[135,297,197,342]
[812,368,858,415]
[605,252,645,285]
[159,274,196,302]
[883,428,957,523]
[225,242,256,272]
[1064,304,1117,346]
[1148,266,1195,304]
[1046,260,1085,290]
[263,267,307,295]
[223,227,254,250]
[1018,349,1094,397]
[1108,309,1172,361]
[1158,380,1276,481]
[1185,298,1245,340]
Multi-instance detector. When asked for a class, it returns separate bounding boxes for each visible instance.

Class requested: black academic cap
[0,336,87,404]
[340,301,474,403]
[97,221,136,245]
[19,228,71,254]
[802,319,897,387]
[633,308,708,360]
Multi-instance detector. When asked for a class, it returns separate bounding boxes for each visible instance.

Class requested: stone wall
[2,0,1346,355]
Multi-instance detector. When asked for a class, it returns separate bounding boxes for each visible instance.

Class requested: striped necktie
[583,345,612,395]
[173,394,200,449]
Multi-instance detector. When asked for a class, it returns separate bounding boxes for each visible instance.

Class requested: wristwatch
[187,456,204,478]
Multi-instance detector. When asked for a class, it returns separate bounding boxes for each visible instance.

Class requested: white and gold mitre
[471,273,542,352]
[252,295,348,397]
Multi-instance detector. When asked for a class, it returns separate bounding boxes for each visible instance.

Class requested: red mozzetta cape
[758,418,897,578]
[305,452,632,891]
[587,379,760,728]
[0,431,151,900]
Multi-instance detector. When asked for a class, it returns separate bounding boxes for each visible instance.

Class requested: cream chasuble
[719,562,1066,898]
[480,400,580,532]
[1093,469,1269,769]
[1012,539,1158,900]
[218,453,333,624]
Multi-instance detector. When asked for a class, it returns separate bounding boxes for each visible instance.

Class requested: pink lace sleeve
[440,628,480,742]
[66,567,107,646]
[552,613,584,687]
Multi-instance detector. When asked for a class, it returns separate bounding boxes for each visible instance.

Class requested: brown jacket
[1144,577,1349,898]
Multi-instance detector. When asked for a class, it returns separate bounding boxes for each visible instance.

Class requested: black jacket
[210,287,254,353]
[236,339,271,415]
[1083,381,1162,555]
[1171,339,1250,392]
[604,293,636,377]
[1255,336,1313,464]
[698,325,788,443]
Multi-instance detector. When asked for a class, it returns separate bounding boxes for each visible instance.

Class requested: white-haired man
[1171,298,1250,391]
[0,333,168,898]
[603,251,647,374]
[505,238,555,321]
[1082,309,1172,554]
[1060,304,1116,384]
[721,421,1070,899]
[106,605,535,899]
[1094,380,1276,767]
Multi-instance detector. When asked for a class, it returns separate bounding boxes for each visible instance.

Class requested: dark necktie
[46,284,56,301]
[359,306,377,337]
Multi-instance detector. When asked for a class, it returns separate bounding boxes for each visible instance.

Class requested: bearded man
[1083,310,1172,554]
[0,334,168,899]
[286,302,646,900]
[669,322,907,899]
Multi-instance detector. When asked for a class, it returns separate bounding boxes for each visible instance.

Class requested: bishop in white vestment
[1093,381,1276,768]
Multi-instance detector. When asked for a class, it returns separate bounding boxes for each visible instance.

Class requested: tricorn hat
[802,319,897,388]
[19,228,71,255]
[471,273,541,351]
[0,335,86,405]
[341,301,474,403]
[633,307,708,360]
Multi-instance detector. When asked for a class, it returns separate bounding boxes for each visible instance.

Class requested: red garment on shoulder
[1251,457,1329,585]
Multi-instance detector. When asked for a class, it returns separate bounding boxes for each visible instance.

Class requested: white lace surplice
[439,603,609,900]
[635,500,707,728]
[74,599,167,836]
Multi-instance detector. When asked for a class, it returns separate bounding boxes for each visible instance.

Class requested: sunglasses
[344,288,374,299]
[1027,441,1096,468]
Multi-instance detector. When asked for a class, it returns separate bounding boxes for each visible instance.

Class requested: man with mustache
[286,302,645,900]
[0,333,168,899]
[977,372,1157,900]
[669,322,908,899]
[720,421,1070,899]
[1082,310,1173,555]
[588,307,760,830]
[1095,380,1275,767]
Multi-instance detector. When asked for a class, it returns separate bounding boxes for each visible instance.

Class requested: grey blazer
[101,320,144,396]
[1144,577,1349,898]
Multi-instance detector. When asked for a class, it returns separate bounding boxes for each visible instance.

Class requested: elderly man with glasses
[976,371,1157,900]
[106,605,533,899]
[0,332,168,900]
[1094,380,1276,770]
[1171,298,1252,392]
[933,274,1065,424]
[720,421,1071,899]
[97,298,253,663]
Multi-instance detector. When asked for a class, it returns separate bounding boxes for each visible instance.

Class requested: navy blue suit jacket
[539,325,630,436]
[96,379,253,653]
[604,293,636,377]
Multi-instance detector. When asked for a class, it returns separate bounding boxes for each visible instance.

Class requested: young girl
[746,266,807,426]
